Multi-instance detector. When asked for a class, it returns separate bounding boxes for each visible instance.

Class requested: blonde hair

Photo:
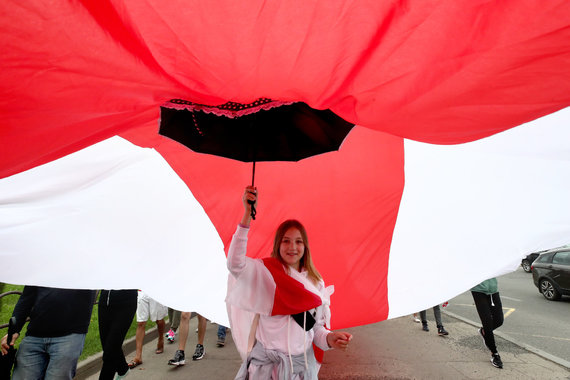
[271,219,322,285]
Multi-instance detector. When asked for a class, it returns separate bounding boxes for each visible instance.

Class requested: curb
[75,326,160,379]
[443,310,570,370]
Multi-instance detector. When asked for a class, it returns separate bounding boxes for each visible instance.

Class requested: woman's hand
[240,186,257,226]
[326,331,352,350]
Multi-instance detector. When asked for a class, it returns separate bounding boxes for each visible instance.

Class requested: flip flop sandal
[155,346,164,354]
[128,359,142,369]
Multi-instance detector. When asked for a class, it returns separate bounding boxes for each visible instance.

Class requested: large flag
[1,1,570,328]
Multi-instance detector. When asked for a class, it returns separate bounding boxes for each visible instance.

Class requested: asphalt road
[445,266,570,365]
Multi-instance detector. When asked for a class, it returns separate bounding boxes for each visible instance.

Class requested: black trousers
[471,291,503,354]
[98,290,137,380]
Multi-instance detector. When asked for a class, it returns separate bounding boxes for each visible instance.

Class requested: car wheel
[539,279,561,301]
[521,259,531,273]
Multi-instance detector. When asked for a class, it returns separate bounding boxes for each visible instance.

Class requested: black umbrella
[158,98,355,218]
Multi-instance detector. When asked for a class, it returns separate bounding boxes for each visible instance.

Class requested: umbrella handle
[248,160,256,219]
[247,200,257,220]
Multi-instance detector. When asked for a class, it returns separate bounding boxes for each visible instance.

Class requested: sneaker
[114,369,129,380]
[437,326,449,336]
[412,314,421,323]
[192,344,205,360]
[422,323,429,332]
[216,336,225,347]
[168,350,185,366]
[491,353,503,369]
[478,327,490,350]
[167,329,176,343]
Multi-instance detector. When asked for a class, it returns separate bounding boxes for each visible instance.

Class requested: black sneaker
[168,350,185,366]
[192,344,205,360]
[437,326,449,336]
[422,323,429,332]
[491,353,503,369]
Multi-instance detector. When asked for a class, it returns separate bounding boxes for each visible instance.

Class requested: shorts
[136,291,168,322]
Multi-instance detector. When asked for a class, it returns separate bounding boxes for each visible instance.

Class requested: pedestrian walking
[471,277,504,369]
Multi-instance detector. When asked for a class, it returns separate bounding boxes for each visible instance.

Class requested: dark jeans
[471,291,503,354]
[98,290,137,380]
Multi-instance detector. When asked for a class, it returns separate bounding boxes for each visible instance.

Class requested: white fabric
[0,137,230,326]
[226,226,330,361]
[387,107,570,318]
[136,291,168,322]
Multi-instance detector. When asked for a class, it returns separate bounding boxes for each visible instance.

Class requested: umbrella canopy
[159,98,355,163]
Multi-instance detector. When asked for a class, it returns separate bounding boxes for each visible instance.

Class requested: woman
[227,186,352,379]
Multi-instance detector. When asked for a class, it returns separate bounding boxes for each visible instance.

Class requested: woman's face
[279,227,305,270]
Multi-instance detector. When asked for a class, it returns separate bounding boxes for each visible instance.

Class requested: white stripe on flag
[388,107,570,318]
[0,136,230,325]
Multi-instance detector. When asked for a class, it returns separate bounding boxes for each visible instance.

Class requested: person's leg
[44,333,86,379]
[177,312,191,351]
[217,325,227,340]
[168,311,191,365]
[490,292,504,331]
[419,310,429,331]
[100,299,137,379]
[98,296,115,380]
[197,314,206,345]
[433,305,442,327]
[433,305,448,335]
[472,291,498,354]
[12,336,49,380]
[133,322,146,363]
[156,318,165,353]
[193,314,207,360]
[171,310,181,332]
[217,324,227,347]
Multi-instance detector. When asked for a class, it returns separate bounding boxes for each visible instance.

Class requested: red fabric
[262,257,322,316]
[1,1,570,178]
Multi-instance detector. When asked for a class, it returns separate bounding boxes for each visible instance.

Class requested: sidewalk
[76,312,569,379]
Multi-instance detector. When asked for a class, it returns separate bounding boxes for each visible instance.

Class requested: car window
[536,253,554,263]
[552,251,570,265]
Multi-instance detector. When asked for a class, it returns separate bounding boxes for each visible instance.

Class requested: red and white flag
[1,1,569,328]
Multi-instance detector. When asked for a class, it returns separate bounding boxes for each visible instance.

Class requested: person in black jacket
[0,286,96,380]
[98,289,138,380]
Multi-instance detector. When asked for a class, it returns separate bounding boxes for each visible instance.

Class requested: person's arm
[1,286,37,355]
[312,283,352,351]
[227,186,257,277]
[11,286,37,334]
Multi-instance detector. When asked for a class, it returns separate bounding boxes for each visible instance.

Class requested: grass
[0,283,157,361]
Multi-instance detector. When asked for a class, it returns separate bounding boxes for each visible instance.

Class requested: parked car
[521,251,543,273]
[532,248,570,301]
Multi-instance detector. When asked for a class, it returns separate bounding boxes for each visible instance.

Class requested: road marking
[448,304,516,318]
[503,307,515,318]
